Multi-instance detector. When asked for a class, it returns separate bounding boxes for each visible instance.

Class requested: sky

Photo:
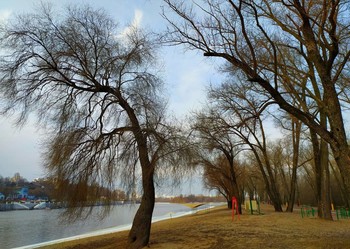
[0,0,223,195]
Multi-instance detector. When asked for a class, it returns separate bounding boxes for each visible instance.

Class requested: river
[0,202,218,249]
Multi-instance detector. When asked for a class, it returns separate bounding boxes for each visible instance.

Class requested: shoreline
[31,204,350,249]
[13,223,132,249]
[14,203,221,249]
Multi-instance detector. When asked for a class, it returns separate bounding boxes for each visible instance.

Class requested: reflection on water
[0,203,194,249]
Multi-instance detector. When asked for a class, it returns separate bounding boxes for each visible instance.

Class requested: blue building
[17,187,28,199]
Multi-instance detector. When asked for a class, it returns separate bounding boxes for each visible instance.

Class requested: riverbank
[5,202,211,249]
[37,204,350,249]
[0,202,52,211]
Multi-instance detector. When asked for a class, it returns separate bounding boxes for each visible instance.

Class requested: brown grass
[38,204,350,249]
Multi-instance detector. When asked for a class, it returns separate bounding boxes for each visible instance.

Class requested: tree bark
[318,110,333,220]
[286,120,301,212]
[264,156,283,212]
[286,164,297,212]
[329,161,350,208]
[252,150,283,212]
[297,4,350,209]
[228,157,242,214]
[270,193,283,212]
[127,166,155,249]
[332,149,350,208]
[317,138,332,220]
[123,99,156,248]
[310,126,332,220]
[227,199,232,209]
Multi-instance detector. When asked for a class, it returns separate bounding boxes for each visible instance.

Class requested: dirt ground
[39,204,350,249]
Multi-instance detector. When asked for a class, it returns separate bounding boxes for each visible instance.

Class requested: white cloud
[172,65,208,114]
[164,48,223,119]
[119,9,143,38]
[132,9,143,28]
[0,9,12,23]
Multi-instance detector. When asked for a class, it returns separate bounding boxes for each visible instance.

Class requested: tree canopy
[162,0,350,217]
[0,4,189,248]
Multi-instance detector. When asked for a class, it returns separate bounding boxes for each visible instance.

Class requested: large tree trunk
[310,121,332,220]
[286,164,297,212]
[124,99,156,248]
[127,166,155,249]
[251,149,283,212]
[332,149,350,208]
[323,78,350,209]
[270,193,283,212]
[229,164,242,214]
[317,110,333,220]
[317,139,332,220]
[286,120,301,212]
[227,198,232,209]
[326,87,350,203]
[259,166,283,212]
[265,160,283,212]
[330,161,350,208]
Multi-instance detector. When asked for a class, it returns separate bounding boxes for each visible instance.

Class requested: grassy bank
[38,204,350,249]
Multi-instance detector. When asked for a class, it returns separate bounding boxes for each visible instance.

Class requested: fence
[300,205,350,220]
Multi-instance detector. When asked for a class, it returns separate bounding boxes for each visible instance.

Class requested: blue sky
[0,0,222,195]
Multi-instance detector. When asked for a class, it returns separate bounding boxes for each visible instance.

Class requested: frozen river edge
[13,203,221,249]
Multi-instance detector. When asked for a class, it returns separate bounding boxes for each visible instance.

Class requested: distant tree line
[0,173,126,202]
[155,194,226,204]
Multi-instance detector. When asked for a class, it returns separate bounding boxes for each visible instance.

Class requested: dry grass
[38,204,350,249]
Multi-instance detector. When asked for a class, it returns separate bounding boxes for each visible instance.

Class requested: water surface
[0,203,193,249]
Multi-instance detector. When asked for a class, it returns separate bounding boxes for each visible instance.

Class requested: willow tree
[191,111,243,212]
[0,4,183,249]
[162,0,350,215]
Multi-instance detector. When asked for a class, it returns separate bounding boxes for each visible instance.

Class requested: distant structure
[6,187,29,201]
[16,187,29,199]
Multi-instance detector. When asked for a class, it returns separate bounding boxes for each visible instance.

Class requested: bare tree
[162,0,350,211]
[191,111,243,212]
[208,80,284,211]
[0,4,186,248]
[273,46,334,217]
[202,155,242,209]
[272,111,304,212]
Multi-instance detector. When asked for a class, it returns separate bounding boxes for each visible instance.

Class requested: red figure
[232,196,240,221]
